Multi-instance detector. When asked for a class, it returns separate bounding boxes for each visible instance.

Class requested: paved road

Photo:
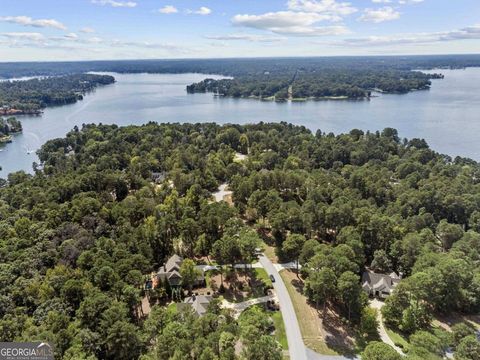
[259,255,308,360]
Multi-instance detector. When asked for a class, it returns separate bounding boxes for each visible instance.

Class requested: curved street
[259,255,308,360]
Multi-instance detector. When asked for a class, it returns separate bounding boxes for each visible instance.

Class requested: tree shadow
[322,308,357,356]
[220,268,269,302]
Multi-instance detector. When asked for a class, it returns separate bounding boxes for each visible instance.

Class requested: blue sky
[0,0,479,61]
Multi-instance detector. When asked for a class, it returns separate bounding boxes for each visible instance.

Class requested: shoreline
[0,109,43,116]
[202,86,432,103]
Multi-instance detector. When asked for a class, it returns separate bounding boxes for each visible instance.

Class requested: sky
[0,0,479,61]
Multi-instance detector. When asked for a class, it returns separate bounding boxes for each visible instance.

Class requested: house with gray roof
[151,171,167,184]
[177,294,213,317]
[362,271,401,299]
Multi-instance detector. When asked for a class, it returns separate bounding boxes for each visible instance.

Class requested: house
[177,294,213,317]
[156,254,205,287]
[157,254,183,286]
[362,271,401,299]
[151,171,167,184]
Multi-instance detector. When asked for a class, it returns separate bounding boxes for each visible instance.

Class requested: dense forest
[0,74,115,113]
[0,122,479,359]
[186,69,439,100]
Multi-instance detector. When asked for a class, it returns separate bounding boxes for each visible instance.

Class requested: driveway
[370,299,404,355]
[259,255,308,360]
[222,294,276,318]
[196,262,263,272]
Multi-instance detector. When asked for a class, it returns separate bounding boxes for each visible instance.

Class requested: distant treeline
[0,55,477,102]
[0,55,480,79]
[0,74,115,112]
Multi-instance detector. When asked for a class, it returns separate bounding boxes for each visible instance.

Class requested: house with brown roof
[156,254,205,287]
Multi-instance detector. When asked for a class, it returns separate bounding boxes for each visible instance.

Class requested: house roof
[183,295,213,316]
[164,254,183,272]
[167,270,181,279]
[151,171,167,183]
[362,271,400,294]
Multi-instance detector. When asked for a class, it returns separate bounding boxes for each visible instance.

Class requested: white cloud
[91,0,137,8]
[188,7,212,15]
[0,16,67,30]
[232,11,349,36]
[158,5,178,14]
[87,37,103,44]
[287,0,357,16]
[1,32,45,42]
[398,0,424,4]
[232,0,356,38]
[372,0,392,3]
[80,27,95,33]
[359,7,400,23]
[0,30,195,56]
[64,33,78,39]
[335,24,480,47]
[109,39,187,52]
[205,34,286,43]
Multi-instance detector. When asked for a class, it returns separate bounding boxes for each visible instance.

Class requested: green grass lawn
[386,327,410,351]
[254,268,273,287]
[271,311,288,350]
[167,302,178,314]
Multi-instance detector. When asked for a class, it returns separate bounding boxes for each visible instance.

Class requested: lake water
[1,68,480,177]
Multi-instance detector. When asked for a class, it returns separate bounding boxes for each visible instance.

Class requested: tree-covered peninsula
[186,69,441,101]
[0,116,22,144]
[0,122,479,359]
[0,74,115,115]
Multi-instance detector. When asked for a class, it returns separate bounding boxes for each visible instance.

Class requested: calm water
[1,68,479,177]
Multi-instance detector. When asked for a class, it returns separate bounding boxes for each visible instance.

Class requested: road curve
[259,255,308,360]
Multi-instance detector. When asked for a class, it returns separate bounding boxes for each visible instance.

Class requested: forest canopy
[0,122,479,359]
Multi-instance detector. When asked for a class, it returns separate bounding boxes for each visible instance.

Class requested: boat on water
[26,145,35,154]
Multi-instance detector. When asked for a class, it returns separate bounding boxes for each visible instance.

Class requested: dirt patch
[434,313,480,331]
[209,268,270,303]
[140,296,151,316]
